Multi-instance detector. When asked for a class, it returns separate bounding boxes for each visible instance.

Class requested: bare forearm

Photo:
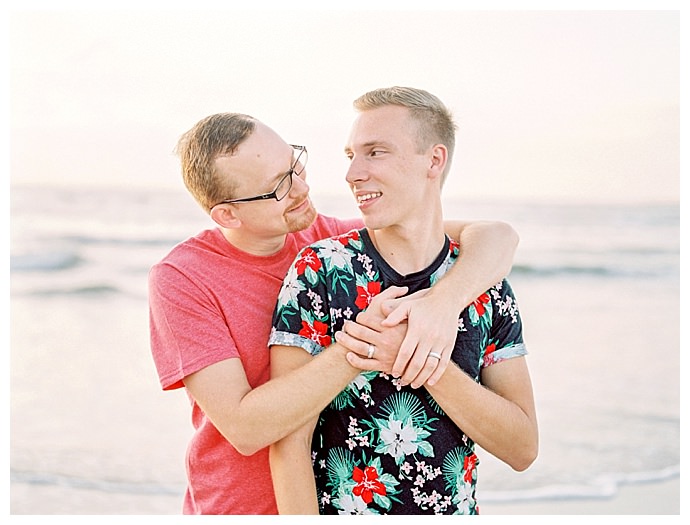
[426,362,538,471]
[222,345,360,455]
[441,220,519,309]
[230,291,412,454]
[270,425,320,514]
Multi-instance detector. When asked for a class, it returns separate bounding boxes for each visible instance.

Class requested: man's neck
[367,218,445,276]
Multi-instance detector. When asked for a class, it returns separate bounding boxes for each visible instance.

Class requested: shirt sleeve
[482,278,528,367]
[149,261,240,390]
[269,244,333,356]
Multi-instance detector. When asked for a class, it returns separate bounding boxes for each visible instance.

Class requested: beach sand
[9,476,680,516]
[480,477,680,515]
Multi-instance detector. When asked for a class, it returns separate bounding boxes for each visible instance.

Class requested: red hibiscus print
[483,342,506,367]
[471,293,490,317]
[298,320,331,347]
[352,465,387,504]
[336,230,360,246]
[355,281,381,310]
[295,248,321,275]
[463,453,478,484]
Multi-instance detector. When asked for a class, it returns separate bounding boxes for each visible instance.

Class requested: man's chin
[287,202,318,233]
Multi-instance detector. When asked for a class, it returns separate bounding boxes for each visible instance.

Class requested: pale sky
[8,3,681,204]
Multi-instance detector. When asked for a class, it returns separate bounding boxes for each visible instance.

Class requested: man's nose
[345,156,368,184]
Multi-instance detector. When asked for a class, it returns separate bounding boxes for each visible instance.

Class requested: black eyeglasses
[212,145,308,208]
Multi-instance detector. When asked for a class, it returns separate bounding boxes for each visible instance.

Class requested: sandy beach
[480,477,680,515]
[9,476,680,516]
[9,188,680,519]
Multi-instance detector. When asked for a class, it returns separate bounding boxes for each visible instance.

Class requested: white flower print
[318,240,355,272]
[379,419,419,460]
[457,317,467,332]
[346,416,369,449]
[307,289,325,317]
[454,480,476,514]
[337,494,374,515]
[276,265,305,310]
[352,373,370,391]
[357,253,376,280]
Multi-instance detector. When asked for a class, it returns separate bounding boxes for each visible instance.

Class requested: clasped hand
[335,285,455,388]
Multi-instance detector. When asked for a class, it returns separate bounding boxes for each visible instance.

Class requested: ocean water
[8,184,680,514]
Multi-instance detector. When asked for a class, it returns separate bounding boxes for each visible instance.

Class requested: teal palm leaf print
[363,391,439,465]
[442,447,478,514]
[326,447,356,491]
[330,370,378,410]
[380,390,431,426]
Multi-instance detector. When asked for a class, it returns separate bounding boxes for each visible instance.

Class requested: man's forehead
[347,107,413,149]
[214,129,291,182]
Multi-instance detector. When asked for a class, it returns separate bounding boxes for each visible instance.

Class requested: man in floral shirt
[268,87,539,515]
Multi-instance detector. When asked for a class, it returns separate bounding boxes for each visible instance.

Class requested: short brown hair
[353,86,456,184]
[175,113,256,211]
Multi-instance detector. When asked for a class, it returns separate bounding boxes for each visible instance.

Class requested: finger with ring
[428,352,442,360]
[367,344,376,359]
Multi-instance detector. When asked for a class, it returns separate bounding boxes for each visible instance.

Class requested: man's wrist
[429,277,470,316]
[329,341,363,374]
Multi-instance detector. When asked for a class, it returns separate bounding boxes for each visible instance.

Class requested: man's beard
[285,198,317,233]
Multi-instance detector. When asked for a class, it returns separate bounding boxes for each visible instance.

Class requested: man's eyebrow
[344,140,390,153]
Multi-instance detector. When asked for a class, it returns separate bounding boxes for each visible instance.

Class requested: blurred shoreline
[9,475,680,515]
[481,476,680,516]
[9,186,680,517]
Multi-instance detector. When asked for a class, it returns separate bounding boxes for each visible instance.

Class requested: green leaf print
[305,265,319,286]
[326,447,356,490]
[442,446,474,493]
[324,264,353,297]
[373,492,393,511]
[355,272,373,288]
[417,440,434,458]
[379,391,428,427]
[330,371,377,410]
[424,391,445,415]
[348,236,363,251]
[299,307,316,324]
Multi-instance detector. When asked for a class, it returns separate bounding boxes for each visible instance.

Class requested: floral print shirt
[269,228,527,515]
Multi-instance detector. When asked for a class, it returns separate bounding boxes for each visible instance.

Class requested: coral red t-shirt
[148,214,362,514]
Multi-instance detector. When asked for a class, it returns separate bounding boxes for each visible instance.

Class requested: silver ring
[428,352,442,360]
[367,344,376,359]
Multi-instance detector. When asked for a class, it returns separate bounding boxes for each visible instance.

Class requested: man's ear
[210,204,242,229]
[428,143,448,181]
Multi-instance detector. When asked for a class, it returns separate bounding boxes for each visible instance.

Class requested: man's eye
[370,150,385,157]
